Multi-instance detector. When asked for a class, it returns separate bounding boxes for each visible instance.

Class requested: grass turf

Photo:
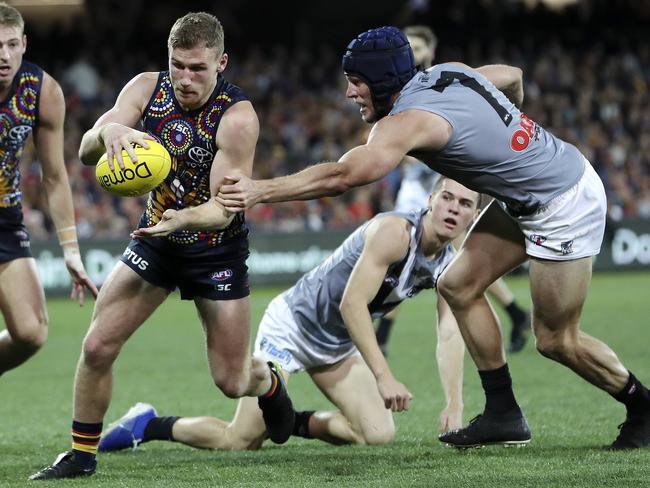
[1,272,649,487]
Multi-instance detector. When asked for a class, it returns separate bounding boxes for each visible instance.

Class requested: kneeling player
[99,177,480,451]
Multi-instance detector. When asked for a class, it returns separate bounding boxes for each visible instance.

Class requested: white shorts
[254,295,360,373]
[394,179,431,213]
[503,160,607,261]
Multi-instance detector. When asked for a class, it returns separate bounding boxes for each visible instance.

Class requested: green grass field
[1,272,649,487]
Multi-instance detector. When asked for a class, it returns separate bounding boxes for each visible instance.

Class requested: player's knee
[361,424,395,445]
[81,334,119,370]
[12,315,48,350]
[438,272,479,309]
[534,323,574,361]
[213,375,248,399]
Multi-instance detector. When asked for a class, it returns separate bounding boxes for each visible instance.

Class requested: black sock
[479,364,521,419]
[292,411,314,438]
[375,318,394,346]
[143,416,181,441]
[611,372,650,415]
[505,301,527,325]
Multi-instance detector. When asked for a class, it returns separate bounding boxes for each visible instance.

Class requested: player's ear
[217,52,228,73]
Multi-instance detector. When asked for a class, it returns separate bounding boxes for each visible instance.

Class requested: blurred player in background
[0,3,97,377]
[98,177,477,452]
[30,12,293,481]
[216,26,650,451]
[376,25,530,357]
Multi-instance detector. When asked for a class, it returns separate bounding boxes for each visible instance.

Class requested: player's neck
[420,218,445,258]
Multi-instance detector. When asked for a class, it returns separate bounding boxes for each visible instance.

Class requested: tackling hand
[215,174,262,212]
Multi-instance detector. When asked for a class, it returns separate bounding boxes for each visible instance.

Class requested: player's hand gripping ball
[95,140,172,197]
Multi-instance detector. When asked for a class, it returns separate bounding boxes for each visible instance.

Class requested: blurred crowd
[16,1,650,240]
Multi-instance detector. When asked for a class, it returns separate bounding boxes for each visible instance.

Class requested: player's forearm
[177,199,234,231]
[260,162,349,203]
[340,302,392,379]
[43,173,78,249]
[436,320,465,409]
[79,126,107,166]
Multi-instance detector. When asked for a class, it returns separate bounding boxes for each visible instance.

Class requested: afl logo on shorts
[211,269,233,282]
[529,234,547,246]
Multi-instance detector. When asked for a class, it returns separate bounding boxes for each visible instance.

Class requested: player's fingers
[106,148,115,172]
[84,277,99,298]
[112,143,126,170]
[138,134,151,149]
[123,140,138,163]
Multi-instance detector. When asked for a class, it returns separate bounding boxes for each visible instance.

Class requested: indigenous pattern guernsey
[0,60,42,212]
[141,73,248,248]
[283,210,455,352]
[390,63,586,216]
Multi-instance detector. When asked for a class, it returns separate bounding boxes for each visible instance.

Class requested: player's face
[0,26,26,89]
[428,179,478,239]
[406,35,433,70]
[345,74,377,123]
[169,45,227,110]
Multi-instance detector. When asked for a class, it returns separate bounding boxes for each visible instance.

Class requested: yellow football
[95,140,172,197]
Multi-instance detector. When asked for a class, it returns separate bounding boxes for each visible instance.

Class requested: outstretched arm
[435,292,465,433]
[215,109,448,211]
[339,216,413,412]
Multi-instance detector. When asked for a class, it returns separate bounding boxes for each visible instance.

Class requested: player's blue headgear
[342,26,417,117]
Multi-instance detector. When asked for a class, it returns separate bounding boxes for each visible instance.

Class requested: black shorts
[0,208,32,263]
[120,237,250,301]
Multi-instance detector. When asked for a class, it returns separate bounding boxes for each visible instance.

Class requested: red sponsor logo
[510,114,537,152]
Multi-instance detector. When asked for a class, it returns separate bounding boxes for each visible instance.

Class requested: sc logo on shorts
[211,269,233,291]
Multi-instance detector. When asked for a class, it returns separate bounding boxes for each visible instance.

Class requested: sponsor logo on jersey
[529,234,547,246]
[188,146,214,166]
[560,240,574,255]
[9,125,32,144]
[211,269,233,282]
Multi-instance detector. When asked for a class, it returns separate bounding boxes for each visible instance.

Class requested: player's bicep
[211,101,259,194]
[34,74,65,177]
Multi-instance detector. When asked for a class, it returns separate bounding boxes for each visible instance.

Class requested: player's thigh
[309,356,393,435]
[441,200,528,293]
[85,262,170,348]
[528,257,592,332]
[195,296,251,370]
[0,258,47,335]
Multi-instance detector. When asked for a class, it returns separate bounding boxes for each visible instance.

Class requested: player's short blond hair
[0,2,24,33]
[403,25,437,51]
[168,12,224,57]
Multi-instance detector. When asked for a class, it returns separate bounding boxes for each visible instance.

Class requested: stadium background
[1,1,650,486]
[10,0,650,290]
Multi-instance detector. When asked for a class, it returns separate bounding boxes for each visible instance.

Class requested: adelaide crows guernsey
[140,73,248,250]
[0,60,43,223]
